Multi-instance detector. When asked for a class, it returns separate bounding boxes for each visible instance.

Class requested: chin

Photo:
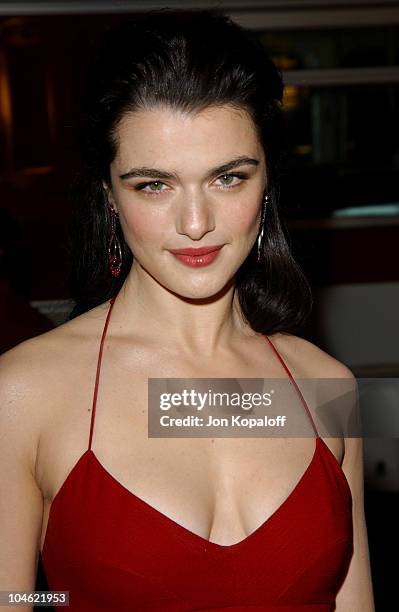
[165,275,235,301]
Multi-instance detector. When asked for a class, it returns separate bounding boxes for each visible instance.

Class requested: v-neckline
[41,297,351,559]
[85,435,321,552]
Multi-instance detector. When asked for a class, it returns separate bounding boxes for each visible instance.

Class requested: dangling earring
[257,193,269,263]
[108,205,122,277]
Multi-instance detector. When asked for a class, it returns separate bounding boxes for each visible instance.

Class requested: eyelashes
[133,172,249,197]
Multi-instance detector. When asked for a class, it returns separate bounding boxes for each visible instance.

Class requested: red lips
[168,245,224,256]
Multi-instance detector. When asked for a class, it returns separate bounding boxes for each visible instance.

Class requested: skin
[0,105,374,611]
[103,104,266,355]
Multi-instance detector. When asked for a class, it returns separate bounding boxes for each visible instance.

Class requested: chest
[38,348,343,550]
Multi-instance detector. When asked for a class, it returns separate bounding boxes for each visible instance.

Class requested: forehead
[112,105,262,165]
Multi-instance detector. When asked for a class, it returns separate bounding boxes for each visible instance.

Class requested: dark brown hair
[67,7,312,335]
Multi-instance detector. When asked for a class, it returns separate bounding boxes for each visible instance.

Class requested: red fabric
[42,297,353,611]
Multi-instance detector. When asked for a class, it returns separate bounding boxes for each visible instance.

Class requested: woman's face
[105,104,267,298]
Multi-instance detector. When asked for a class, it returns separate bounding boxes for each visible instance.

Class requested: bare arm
[281,336,376,610]
[0,344,44,612]
[317,361,375,610]
[335,432,375,611]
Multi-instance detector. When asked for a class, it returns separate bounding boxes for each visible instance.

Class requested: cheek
[119,201,166,246]
[225,199,260,236]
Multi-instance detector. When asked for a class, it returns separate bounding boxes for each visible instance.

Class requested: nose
[175,194,216,241]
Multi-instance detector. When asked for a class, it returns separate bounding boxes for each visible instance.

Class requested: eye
[133,171,248,197]
[135,181,168,196]
[214,172,247,189]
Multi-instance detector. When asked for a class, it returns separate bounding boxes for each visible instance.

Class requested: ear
[102,180,118,214]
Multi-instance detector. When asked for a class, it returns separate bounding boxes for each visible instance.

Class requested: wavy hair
[67,7,313,334]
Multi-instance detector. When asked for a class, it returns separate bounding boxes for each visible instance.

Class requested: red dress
[42,296,353,611]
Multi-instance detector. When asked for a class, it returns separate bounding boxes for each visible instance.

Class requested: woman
[0,8,374,611]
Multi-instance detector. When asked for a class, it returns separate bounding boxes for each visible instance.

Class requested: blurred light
[294,144,313,155]
[333,203,399,217]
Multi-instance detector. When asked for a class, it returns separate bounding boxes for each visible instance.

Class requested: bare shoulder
[0,300,110,466]
[268,332,360,469]
[0,300,106,384]
[268,331,355,379]
[0,298,111,368]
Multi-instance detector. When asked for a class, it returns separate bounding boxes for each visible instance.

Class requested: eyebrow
[119,156,260,181]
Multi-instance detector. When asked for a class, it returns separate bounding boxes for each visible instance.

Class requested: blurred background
[0,1,398,609]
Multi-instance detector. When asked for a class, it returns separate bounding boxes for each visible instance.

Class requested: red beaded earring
[108,205,122,277]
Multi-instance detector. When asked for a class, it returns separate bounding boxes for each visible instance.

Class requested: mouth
[169,245,224,256]
[168,245,224,268]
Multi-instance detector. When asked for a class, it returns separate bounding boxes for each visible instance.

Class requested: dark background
[1,8,399,303]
